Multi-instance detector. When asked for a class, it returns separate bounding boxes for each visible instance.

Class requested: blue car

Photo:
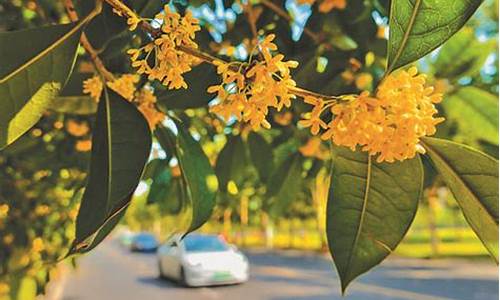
[130,232,158,252]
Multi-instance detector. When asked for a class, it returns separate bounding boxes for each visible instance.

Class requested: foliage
[0,0,498,298]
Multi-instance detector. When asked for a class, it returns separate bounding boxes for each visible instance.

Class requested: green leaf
[156,125,218,233]
[434,27,496,79]
[0,22,85,149]
[328,147,422,293]
[175,123,218,233]
[156,177,187,215]
[247,132,274,183]
[156,64,219,110]
[266,153,303,217]
[387,0,482,73]
[143,158,169,180]
[147,166,172,205]
[51,70,97,115]
[68,89,152,255]
[51,96,97,115]
[215,135,247,191]
[421,137,499,262]
[154,126,177,162]
[442,86,499,145]
[76,0,163,50]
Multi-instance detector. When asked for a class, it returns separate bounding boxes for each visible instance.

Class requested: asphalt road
[49,240,498,300]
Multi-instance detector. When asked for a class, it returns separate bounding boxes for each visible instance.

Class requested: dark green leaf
[147,167,172,205]
[247,132,274,182]
[143,158,169,180]
[154,126,177,162]
[387,0,482,72]
[328,147,422,293]
[156,64,219,110]
[175,123,218,233]
[155,125,217,223]
[215,135,247,191]
[266,153,303,217]
[443,87,499,145]
[422,137,499,262]
[68,89,152,255]
[0,22,85,149]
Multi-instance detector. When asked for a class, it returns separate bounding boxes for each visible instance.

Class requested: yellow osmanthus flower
[208,34,298,130]
[301,67,444,163]
[3,233,14,245]
[34,205,50,216]
[127,6,201,90]
[32,237,45,252]
[0,204,9,218]
[82,75,103,102]
[135,89,166,130]
[75,139,92,152]
[66,120,89,137]
[107,74,139,101]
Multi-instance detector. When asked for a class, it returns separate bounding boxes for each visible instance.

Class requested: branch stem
[102,0,339,101]
[64,0,115,81]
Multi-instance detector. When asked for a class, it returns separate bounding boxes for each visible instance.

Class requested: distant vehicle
[130,232,158,252]
[157,233,249,287]
[118,228,135,247]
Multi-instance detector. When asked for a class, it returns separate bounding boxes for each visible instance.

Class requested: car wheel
[158,261,166,279]
[179,266,188,286]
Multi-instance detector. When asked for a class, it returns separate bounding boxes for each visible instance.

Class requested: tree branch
[64,0,115,82]
[102,0,340,101]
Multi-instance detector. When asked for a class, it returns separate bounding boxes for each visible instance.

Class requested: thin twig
[64,0,115,81]
[260,0,323,44]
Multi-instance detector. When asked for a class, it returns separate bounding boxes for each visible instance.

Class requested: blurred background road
[48,239,498,300]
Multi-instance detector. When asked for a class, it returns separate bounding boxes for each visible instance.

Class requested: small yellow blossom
[66,120,89,137]
[32,237,45,252]
[135,89,165,130]
[76,139,92,152]
[0,204,9,218]
[3,233,14,245]
[355,73,373,90]
[274,111,293,126]
[82,75,103,102]
[34,205,50,216]
[127,15,141,31]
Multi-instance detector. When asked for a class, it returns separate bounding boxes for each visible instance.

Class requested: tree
[0,0,497,298]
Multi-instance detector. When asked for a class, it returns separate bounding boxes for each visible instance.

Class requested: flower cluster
[135,88,166,130]
[82,74,165,130]
[208,34,298,130]
[106,74,139,101]
[297,0,346,13]
[127,6,201,89]
[300,67,444,163]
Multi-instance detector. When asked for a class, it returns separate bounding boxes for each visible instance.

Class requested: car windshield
[183,235,228,252]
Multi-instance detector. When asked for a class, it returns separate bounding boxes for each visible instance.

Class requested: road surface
[49,240,498,300]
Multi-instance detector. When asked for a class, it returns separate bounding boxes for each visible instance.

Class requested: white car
[157,233,249,287]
